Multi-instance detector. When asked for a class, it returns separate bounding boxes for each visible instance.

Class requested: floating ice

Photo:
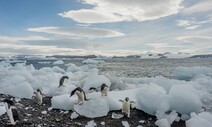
[53,60,64,65]
[82,59,105,64]
[173,66,212,81]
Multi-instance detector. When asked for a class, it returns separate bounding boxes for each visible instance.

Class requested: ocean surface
[25,58,212,78]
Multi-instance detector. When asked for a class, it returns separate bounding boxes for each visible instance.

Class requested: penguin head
[101,83,108,91]
[70,87,82,97]
[63,76,69,80]
[89,87,97,92]
[125,97,129,102]
[101,83,107,88]
[37,89,41,92]
[3,99,15,106]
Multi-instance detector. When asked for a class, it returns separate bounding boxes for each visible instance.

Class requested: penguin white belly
[76,91,84,102]
[5,103,15,125]
[35,92,43,105]
[63,80,68,87]
[101,87,108,96]
[122,101,130,116]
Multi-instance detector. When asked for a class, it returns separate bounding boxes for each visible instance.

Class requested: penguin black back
[11,108,20,121]
[3,99,15,108]
[101,83,108,91]
[89,87,97,92]
[59,76,69,88]
[70,87,89,101]
[37,88,42,94]
[3,99,20,121]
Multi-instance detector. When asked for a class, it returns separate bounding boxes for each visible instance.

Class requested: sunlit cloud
[59,0,183,24]
[27,27,124,38]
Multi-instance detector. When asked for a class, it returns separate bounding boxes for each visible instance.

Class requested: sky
[0,0,212,56]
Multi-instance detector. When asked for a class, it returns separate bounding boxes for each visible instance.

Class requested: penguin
[34,89,43,105]
[89,87,97,92]
[101,83,109,96]
[70,87,89,105]
[119,97,135,118]
[58,76,69,88]
[3,99,20,125]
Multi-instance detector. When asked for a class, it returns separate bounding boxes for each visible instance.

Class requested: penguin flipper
[119,100,124,102]
[11,108,20,121]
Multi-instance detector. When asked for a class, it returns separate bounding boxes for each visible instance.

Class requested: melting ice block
[74,97,109,118]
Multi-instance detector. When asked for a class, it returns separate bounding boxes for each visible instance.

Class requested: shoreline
[0,94,185,127]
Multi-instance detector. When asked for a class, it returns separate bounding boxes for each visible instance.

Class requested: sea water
[26,58,212,78]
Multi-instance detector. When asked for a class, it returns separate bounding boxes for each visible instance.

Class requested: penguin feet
[79,103,83,105]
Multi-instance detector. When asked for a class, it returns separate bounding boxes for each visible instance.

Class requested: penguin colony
[1,76,135,125]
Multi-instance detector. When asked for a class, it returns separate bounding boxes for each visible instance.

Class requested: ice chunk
[53,60,64,65]
[66,64,80,73]
[2,82,34,99]
[139,120,145,123]
[122,121,130,127]
[156,110,178,125]
[198,112,212,123]
[169,85,202,114]
[70,112,79,119]
[100,121,105,126]
[105,74,125,90]
[82,59,105,64]
[136,84,170,115]
[181,114,190,121]
[41,111,47,115]
[85,120,97,127]
[51,94,76,110]
[155,119,170,127]
[112,112,124,119]
[83,75,111,92]
[173,66,212,81]
[52,66,65,73]
[74,97,109,118]
[186,112,212,127]
[48,107,53,111]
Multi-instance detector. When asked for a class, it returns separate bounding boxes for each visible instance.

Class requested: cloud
[27,27,124,38]
[176,19,212,30]
[0,35,50,42]
[183,0,212,14]
[59,0,183,23]
[0,44,91,56]
[177,36,212,42]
